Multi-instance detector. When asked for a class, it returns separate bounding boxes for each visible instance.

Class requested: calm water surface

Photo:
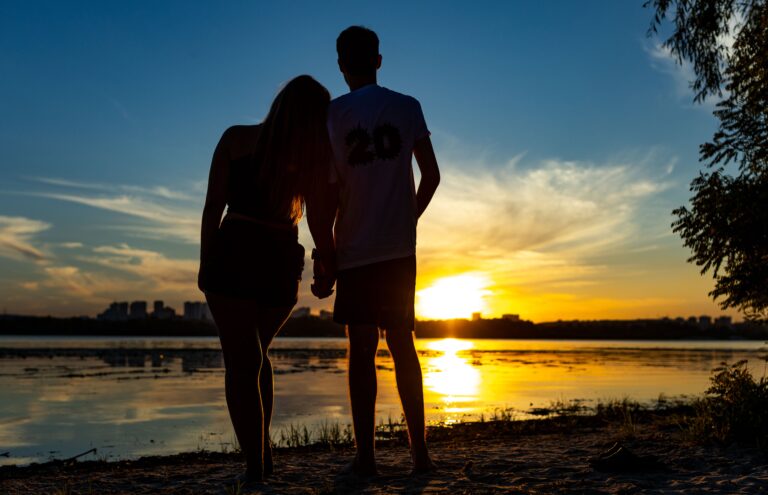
[1,336,766,465]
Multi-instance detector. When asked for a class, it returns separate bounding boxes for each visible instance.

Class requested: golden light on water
[423,339,480,421]
[416,274,491,320]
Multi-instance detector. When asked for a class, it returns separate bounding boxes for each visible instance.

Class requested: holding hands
[310,248,336,299]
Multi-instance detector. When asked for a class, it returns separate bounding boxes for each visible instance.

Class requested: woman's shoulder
[220,124,262,157]
[221,124,261,143]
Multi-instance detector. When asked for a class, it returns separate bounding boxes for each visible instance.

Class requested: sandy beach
[3,411,767,494]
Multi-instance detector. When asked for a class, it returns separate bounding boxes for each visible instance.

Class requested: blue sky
[0,1,731,320]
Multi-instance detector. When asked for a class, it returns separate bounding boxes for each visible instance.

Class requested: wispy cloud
[21,176,202,243]
[39,265,113,298]
[87,244,198,292]
[417,155,672,296]
[646,10,741,108]
[8,150,686,320]
[0,216,50,262]
[29,176,197,201]
[24,245,200,309]
[646,42,710,107]
[30,191,200,243]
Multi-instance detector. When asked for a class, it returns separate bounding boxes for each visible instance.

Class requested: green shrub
[692,360,768,446]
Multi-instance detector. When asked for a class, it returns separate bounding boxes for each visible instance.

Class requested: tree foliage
[646,0,768,319]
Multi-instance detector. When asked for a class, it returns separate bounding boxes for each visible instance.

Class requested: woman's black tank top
[226,152,293,226]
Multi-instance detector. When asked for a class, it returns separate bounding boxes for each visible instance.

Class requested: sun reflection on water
[423,339,480,422]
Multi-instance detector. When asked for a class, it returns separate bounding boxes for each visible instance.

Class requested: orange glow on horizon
[416,274,491,320]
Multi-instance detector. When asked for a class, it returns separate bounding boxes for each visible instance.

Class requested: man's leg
[384,329,433,471]
[347,324,380,474]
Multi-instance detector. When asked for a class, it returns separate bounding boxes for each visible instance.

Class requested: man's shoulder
[374,87,422,111]
[330,85,421,110]
[380,86,420,105]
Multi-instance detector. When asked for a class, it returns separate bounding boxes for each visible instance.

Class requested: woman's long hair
[254,75,331,223]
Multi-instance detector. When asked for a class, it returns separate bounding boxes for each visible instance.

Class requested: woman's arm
[198,127,233,292]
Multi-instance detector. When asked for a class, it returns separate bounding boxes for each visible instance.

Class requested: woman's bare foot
[235,469,263,486]
[244,458,264,482]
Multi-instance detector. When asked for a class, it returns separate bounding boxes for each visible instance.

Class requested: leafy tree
[646,0,768,319]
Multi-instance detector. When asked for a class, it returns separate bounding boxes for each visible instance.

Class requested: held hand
[310,249,336,299]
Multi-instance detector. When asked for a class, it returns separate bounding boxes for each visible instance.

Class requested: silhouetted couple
[198,26,441,484]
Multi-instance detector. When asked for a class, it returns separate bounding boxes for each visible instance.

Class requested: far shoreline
[1,314,766,340]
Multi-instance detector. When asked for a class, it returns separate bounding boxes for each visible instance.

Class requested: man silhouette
[308,25,441,475]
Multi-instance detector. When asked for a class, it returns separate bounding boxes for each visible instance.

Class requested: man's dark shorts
[333,255,416,331]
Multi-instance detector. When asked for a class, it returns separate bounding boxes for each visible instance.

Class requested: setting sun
[416,274,491,320]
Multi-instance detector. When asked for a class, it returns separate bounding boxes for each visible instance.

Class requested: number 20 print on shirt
[345,123,403,166]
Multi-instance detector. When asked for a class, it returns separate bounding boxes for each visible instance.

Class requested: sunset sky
[0,1,735,322]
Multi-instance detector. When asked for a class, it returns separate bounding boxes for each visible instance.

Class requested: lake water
[1,336,766,466]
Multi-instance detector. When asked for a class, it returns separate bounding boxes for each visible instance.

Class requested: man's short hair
[336,26,379,76]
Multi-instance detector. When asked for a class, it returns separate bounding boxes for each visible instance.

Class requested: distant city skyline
[0,1,736,322]
[84,299,737,327]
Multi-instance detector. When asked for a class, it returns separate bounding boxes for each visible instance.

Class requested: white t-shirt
[328,84,430,270]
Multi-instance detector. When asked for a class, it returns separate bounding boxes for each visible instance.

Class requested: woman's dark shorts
[200,217,304,306]
[333,255,416,331]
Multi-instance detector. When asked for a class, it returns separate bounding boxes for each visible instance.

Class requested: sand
[2,415,767,494]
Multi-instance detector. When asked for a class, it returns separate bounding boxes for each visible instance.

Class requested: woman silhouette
[198,75,331,482]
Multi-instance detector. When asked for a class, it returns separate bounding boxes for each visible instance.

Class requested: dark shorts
[333,255,416,331]
[200,217,304,306]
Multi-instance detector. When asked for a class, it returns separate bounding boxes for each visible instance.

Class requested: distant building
[714,316,733,328]
[183,301,212,321]
[291,307,311,318]
[502,314,520,322]
[184,302,198,320]
[699,315,712,328]
[472,312,482,321]
[319,309,333,321]
[97,301,129,321]
[687,316,698,325]
[151,300,176,319]
[129,301,147,319]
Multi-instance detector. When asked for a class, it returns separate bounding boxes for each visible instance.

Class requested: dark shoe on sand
[589,443,664,472]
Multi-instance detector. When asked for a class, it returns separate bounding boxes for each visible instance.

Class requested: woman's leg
[206,293,265,479]
[255,306,293,476]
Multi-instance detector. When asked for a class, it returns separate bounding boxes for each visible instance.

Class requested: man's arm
[306,178,339,298]
[413,135,441,218]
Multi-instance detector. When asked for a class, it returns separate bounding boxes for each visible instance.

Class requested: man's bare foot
[411,450,436,474]
[339,456,378,477]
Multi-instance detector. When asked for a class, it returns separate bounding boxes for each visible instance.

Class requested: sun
[416,274,491,320]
